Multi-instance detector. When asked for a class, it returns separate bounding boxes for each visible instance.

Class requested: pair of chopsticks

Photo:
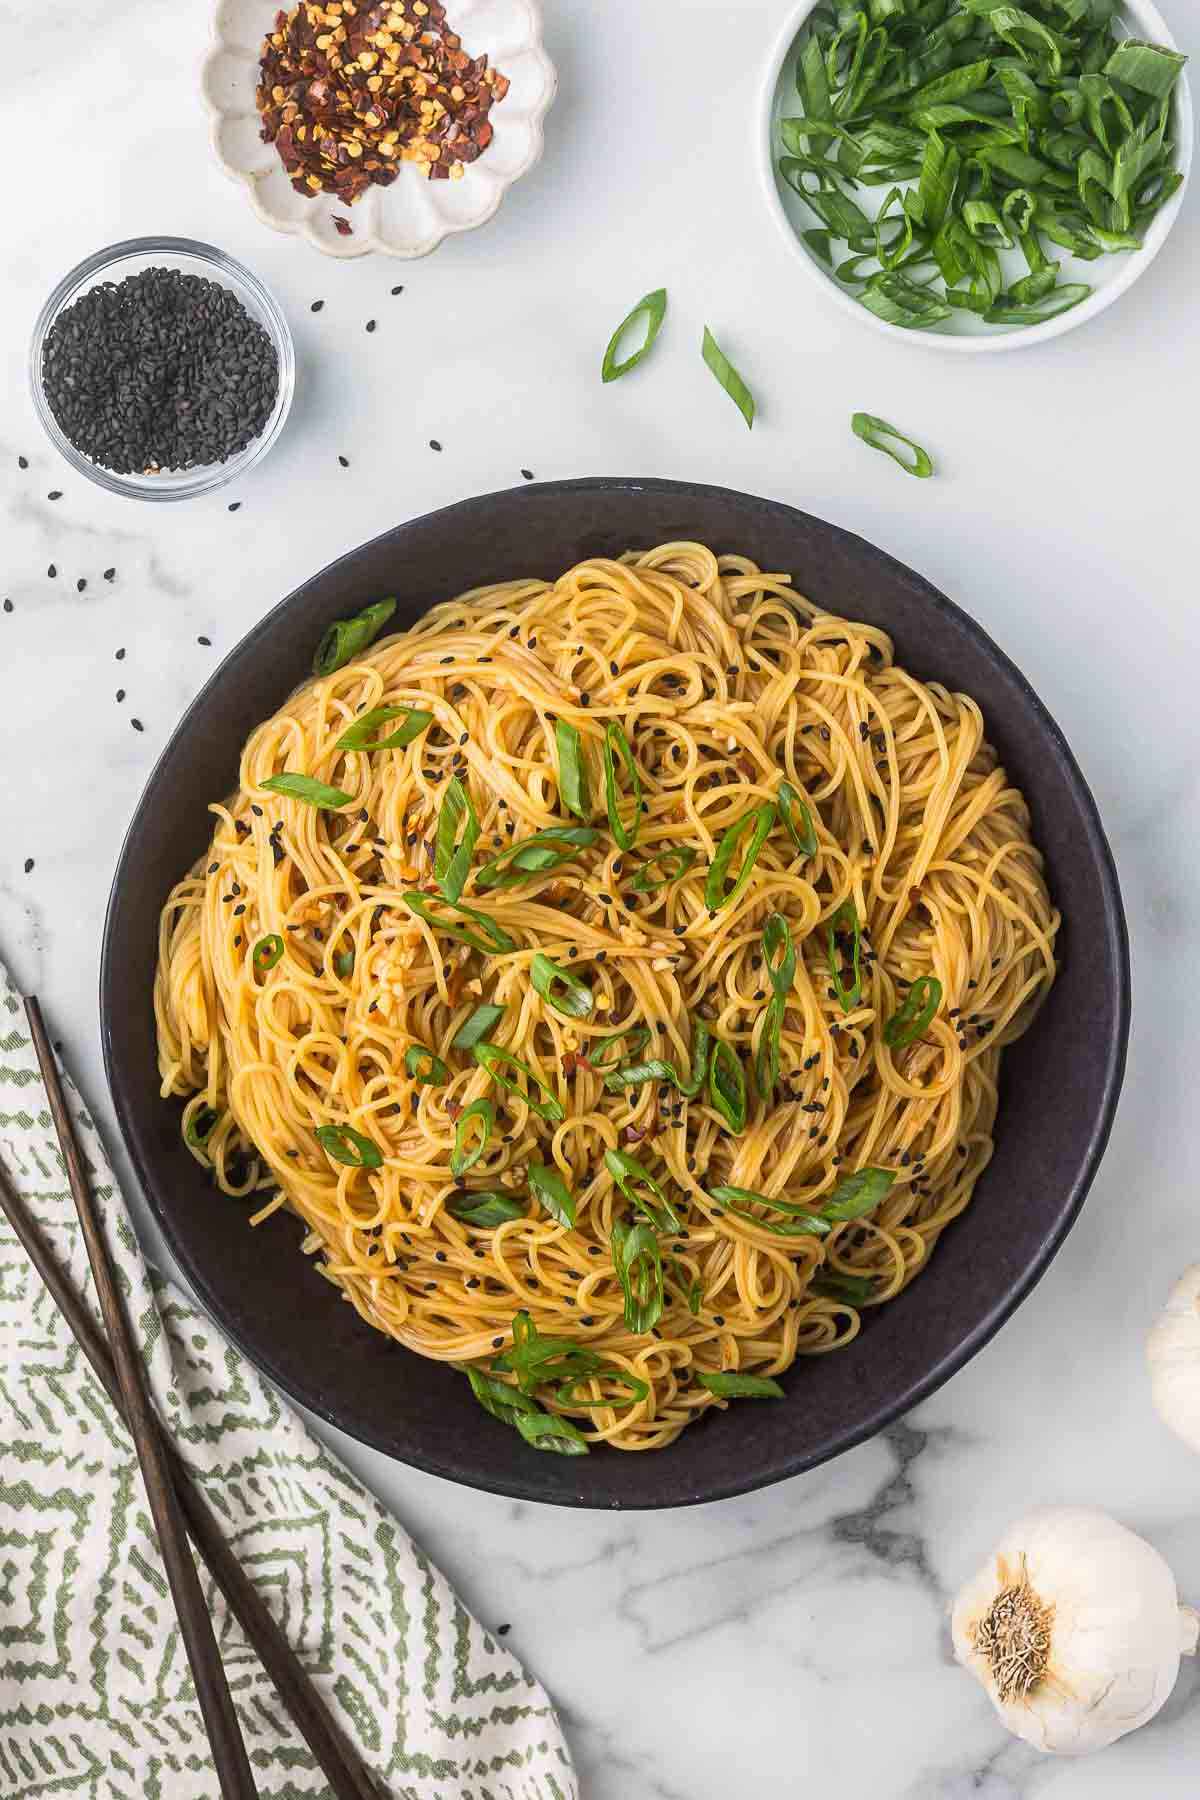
[0,998,383,1800]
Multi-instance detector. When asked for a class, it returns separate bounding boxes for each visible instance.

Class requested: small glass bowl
[30,236,295,502]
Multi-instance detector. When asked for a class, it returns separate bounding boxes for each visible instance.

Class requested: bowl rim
[757,0,1195,354]
[29,234,295,501]
[99,477,1131,1507]
[202,0,558,261]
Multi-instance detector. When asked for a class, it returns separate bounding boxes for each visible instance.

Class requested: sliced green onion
[335,706,432,752]
[754,995,783,1099]
[402,891,516,956]
[528,1163,577,1229]
[496,1310,596,1392]
[450,1003,505,1050]
[1103,40,1188,101]
[982,283,1091,326]
[450,1098,495,1177]
[674,1017,712,1099]
[313,598,396,677]
[708,1038,748,1134]
[314,1123,383,1169]
[763,912,796,1001]
[851,413,935,478]
[696,1371,784,1400]
[884,976,944,1049]
[253,934,284,972]
[710,1184,830,1237]
[473,1043,565,1123]
[823,1166,895,1222]
[467,1365,536,1421]
[261,773,354,810]
[860,271,953,330]
[602,1059,679,1093]
[447,1190,526,1228]
[603,722,643,851]
[588,1026,652,1070]
[531,953,594,1020]
[611,1219,664,1334]
[334,949,356,978]
[434,777,479,904]
[184,1105,219,1150]
[811,1271,878,1305]
[630,845,697,894]
[601,287,668,382]
[474,826,600,891]
[513,1410,590,1455]
[604,1148,682,1233]
[555,719,591,818]
[704,804,777,914]
[554,1369,650,1411]
[778,782,818,857]
[701,326,755,429]
[404,1044,448,1085]
[826,899,863,1013]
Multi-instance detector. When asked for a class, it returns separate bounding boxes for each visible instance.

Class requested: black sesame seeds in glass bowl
[30,238,294,501]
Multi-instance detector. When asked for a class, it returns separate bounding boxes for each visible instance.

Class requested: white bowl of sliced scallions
[759,0,1192,350]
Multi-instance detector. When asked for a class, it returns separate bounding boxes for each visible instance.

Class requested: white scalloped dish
[203,0,556,258]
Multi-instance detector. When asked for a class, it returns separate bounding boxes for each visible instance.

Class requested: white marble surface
[5,1,1200,1794]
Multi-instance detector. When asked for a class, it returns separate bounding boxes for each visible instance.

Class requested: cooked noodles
[155,542,1059,1453]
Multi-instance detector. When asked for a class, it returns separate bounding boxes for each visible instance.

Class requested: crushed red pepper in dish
[257,0,509,202]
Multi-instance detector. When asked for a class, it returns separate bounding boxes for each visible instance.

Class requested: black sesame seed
[197,635,212,647]
[116,689,125,703]
[338,454,349,468]
[2,599,12,614]
[228,501,242,513]
[391,285,404,296]
[18,455,28,469]
[103,567,116,582]
[365,319,377,333]
[429,439,442,451]
[23,858,34,874]
[521,469,534,480]
[76,578,86,592]
[47,564,56,579]
[492,1336,503,1349]
[131,718,144,732]
[311,299,325,312]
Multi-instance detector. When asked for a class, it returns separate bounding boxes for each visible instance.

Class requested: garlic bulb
[1147,1265,1200,1453]
[952,1507,1198,1755]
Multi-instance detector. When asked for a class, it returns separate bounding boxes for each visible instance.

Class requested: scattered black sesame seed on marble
[18,455,28,469]
[365,319,377,333]
[338,454,349,468]
[47,564,57,579]
[429,439,442,452]
[2,599,11,614]
[310,299,325,312]
[115,647,126,660]
[103,567,116,582]
[48,490,62,502]
[131,718,144,732]
[76,578,86,592]
[116,689,125,703]
[520,469,534,481]
[24,858,34,874]
[228,501,242,512]
[197,634,211,646]
[496,1623,511,1637]
[390,285,404,296]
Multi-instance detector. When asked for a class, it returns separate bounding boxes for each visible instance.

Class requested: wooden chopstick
[16,999,382,1800]
[23,999,260,1800]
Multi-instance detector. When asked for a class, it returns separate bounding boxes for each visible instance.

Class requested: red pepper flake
[333,215,354,237]
[256,0,509,204]
[561,1050,595,1079]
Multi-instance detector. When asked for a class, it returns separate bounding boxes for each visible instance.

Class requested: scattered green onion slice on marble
[852,412,935,478]
[601,287,668,382]
[701,327,756,428]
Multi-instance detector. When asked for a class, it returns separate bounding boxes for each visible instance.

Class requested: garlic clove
[1147,1265,1200,1454]
[952,1506,1193,1756]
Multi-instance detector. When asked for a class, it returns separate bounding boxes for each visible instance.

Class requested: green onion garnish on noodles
[708,1038,748,1134]
[630,845,697,893]
[588,1025,652,1070]
[528,1163,577,1228]
[253,934,284,972]
[601,1059,678,1092]
[434,777,479,904]
[778,782,818,857]
[466,1367,589,1457]
[754,997,784,1099]
[402,891,515,955]
[696,1371,784,1400]
[261,773,354,809]
[554,1369,650,1411]
[674,1016,711,1099]
[701,327,756,429]
[494,1313,645,1410]
[531,954,594,1019]
[314,1123,383,1169]
[450,1098,495,1177]
[851,413,935,478]
[883,975,943,1049]
[603,721,643,851]
[827,899,863,1012]
[602,287,668,383]
[811,1271,879,1305]
[611,1219,665,1334]
[474,826,600,890]
[450,1003,505,1050]
[555,719,591,818]
[312,598,396,677]
[447,1190,526,1228]
[335,705,432,751]
[334,950,356,978]
[473,1043,565,1123]
[710,1184,831,1237]
[823,1166,895,1221]
[704,803,777,913]
[763,912,796,1000]
[184,1105,219,1150]
[604,1148,682,1233]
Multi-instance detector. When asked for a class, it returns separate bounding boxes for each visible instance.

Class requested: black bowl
[101,479,1129,1509]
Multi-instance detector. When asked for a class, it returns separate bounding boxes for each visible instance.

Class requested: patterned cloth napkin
[0,966,576,1800]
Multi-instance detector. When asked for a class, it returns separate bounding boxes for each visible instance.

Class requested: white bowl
[203,0,557,259]
[759,0,1193,351]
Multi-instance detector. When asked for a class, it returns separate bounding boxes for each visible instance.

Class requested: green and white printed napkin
[0,965,577,1800]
